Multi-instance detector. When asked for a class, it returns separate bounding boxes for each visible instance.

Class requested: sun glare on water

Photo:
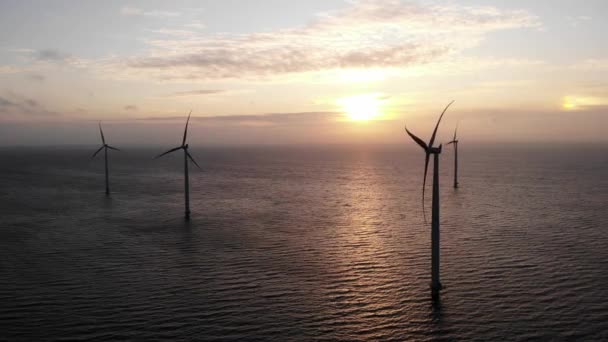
[337,94,385,121]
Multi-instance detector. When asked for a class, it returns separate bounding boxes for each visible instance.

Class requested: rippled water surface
[1,144,607,341]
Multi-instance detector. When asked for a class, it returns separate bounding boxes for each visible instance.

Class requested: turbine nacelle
[429,145,442,154]
[92,123,120,158]
[447,122,459,146]
[154,111,200,169]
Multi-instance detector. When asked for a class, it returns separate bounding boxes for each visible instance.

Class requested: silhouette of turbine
[446,123,459,189]
[91,122,120,195]
[404,100,454,296]
[155,111,201,220]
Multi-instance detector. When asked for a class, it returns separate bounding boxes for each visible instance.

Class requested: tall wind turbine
[404,100,454,296]
[446,123,459,189]
[92,122,120,195]
[155,111,201,220]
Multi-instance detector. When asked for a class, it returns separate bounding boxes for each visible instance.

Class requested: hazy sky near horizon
[1,0,607,145]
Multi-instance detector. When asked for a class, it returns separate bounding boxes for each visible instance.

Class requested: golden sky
[0,0,607,145]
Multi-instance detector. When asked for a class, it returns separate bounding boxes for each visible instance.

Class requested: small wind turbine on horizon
[446,123,459,189]
[91,122,120,195]
[155,111,201,220]
[404,100,454,297]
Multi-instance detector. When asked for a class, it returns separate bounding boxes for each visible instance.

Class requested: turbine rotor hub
[429,146,442,154]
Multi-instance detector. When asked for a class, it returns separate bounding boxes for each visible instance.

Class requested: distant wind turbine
[404,100,454,296]
[446,123,459,189]
[155,111,201,220]
[92,122,120,195]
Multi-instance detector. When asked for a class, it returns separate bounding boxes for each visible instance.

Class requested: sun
[337,94,384,121]
[562,96,578,110]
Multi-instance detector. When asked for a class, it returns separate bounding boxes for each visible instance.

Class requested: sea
[1,144,607,341]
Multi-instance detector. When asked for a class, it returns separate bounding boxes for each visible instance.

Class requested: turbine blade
[99,122,106,145]
[106,145,120,151]
[428,100,454,148]
[155,146,182,159]
[453,122,458,141]
[186,151,201,169]
[404,126,428,151]
[446,141,455,145]
[182,110,192,146]
[91,145,104,158]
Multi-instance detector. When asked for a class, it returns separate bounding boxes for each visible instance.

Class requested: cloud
[0,65,22,74]
[120,6,180,18]
[118,0,539,80]
[450,106,608,143]
[0,96,16,108]
[26,73,46,82]
[34,49,71,62]
[185,22,206,30]
[168,89,225,97]
[0,94,58,119]
[142,111,344,127]
[572,59,608,71]
[150,28,197,37]
[124,105,138,111]
[567,15,592,27]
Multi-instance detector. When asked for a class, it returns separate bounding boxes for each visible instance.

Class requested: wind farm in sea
[92,103,453,295]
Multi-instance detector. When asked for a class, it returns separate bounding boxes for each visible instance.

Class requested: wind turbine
[446,123,459,189]
[92,122,120,195]
[404,100,454,296]
[155,111,201,220]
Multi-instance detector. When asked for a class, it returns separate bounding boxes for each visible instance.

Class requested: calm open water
[1,144,607,341]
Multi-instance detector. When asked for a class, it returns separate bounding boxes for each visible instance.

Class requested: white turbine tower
[155,111,201,220]
[92,122,120,195]
[404,101,454,297]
